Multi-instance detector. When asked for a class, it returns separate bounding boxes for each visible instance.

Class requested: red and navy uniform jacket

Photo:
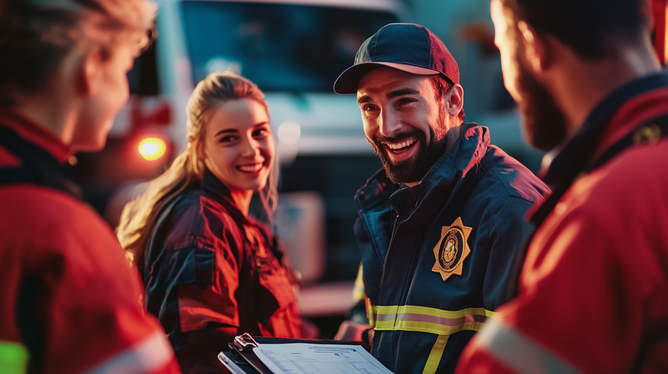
[456,72,668,373]
[0,111,181,374]
[354,123,549,374]
[143,168,302,374]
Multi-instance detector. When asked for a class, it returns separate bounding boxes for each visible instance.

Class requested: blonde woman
[0,0,181,373]
[118,72,303,373]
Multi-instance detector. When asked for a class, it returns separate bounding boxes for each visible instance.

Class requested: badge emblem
[432,217,472,281]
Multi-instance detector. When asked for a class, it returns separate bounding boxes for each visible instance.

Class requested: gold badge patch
[432,217,472,281]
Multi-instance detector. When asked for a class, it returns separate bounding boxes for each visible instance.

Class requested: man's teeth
[386,138,416,150]
[238,164,262,172]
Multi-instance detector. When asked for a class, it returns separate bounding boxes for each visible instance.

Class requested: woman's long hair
[117,71,279,268]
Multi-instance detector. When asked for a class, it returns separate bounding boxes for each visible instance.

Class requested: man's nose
[378,108,402,137]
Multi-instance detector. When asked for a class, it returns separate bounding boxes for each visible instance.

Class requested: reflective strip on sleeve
[476,317,583,374]
[422,335,449,374]
[365,298,375,326]
[84,331,174,374]
[371,304,493,335]
[0,341,29,374]
[352,266,366,303]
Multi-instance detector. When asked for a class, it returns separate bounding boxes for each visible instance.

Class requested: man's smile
[382,136,419,162]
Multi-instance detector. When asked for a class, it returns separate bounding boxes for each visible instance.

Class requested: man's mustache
[373,131,423,145]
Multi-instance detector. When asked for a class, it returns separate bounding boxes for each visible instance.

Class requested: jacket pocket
[171,245,215,287]
[174,246,241,332]
[251,255,297,323]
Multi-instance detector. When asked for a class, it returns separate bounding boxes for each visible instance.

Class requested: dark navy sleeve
[479,195,536,309]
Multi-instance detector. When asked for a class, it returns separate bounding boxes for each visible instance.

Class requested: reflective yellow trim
[376,319,484,335]
[0,341,29,374]
[422,335,449,374]
[376,305,489,319]
[368,305,493,335]
[366,298,375,326]
[352,265,366,302]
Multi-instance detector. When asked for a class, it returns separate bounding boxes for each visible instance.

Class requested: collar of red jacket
[527,71,668,228]
[0,110,72,164]
[540,71,668,189]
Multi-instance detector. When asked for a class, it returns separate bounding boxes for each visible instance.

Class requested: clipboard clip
[233,333,259,352]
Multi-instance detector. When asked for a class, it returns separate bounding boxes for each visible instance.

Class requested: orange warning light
[138,137,167,161]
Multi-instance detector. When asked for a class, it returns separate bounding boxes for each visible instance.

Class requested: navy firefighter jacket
[354,123,549,374]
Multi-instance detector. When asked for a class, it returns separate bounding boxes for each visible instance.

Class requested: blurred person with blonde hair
[0,0,181,373]
[117,71,303,374]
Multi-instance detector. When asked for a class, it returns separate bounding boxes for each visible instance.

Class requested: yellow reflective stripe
[377,319,483,335]
[373,305,493,319]
[366,298,376,326]
[0,341,29,374]
[422,335,449,374]
[370,305,492,335]
[352,265,366,303]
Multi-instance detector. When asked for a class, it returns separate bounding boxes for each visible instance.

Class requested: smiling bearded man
[362,72,450,184]
[331,23,550,374]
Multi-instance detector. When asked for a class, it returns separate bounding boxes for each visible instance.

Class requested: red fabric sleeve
[3,186,180,374]
[176,207,243,333]
[456,142,668,373]
[177,256,240,333]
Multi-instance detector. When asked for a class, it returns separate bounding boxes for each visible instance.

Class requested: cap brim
[333,62,440,94]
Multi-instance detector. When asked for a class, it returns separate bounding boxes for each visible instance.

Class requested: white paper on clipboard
[252,343,394,374]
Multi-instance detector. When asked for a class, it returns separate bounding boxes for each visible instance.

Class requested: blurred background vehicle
[72,0,543,337]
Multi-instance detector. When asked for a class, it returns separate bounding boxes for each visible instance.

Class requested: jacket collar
[201,167,250,226]
[531,71,668,226]
[540,71,668,189]
[0,110,72,163]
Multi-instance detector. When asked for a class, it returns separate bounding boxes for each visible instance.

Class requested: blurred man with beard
[332,23,549,374]
[455,0,668,373]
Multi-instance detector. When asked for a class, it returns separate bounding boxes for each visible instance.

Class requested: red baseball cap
[333,23,459,94]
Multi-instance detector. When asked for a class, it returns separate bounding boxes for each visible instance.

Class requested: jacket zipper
[378,209,401,301]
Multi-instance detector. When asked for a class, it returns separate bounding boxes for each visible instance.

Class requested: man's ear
[518,21,549,73]
[444,84,464,117]
[76,47,104,98]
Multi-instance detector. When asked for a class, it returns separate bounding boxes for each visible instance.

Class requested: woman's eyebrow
[253,121,270,128]
[214,128,237,137]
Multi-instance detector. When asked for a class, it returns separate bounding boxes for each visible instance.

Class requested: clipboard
[218,333,372,374]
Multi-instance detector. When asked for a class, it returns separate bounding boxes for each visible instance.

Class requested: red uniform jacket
[455,73,668,373]
[0,112,181,374]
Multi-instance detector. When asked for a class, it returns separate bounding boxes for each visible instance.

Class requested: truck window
[181,1,398,92]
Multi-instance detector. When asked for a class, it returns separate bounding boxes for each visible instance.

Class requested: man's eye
[363,105,377,112]
[397,98,415,106]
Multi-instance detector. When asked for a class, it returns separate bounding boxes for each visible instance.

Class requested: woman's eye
[253,128,270,138]
[220,135,237,143]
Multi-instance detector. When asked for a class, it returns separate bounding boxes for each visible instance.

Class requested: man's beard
[515,54,568,151]
[368,128,449,184]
